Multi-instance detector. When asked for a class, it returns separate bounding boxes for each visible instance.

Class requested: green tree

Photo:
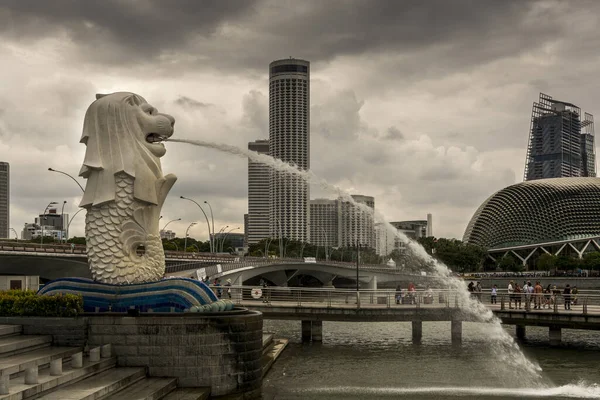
[498,254,522,272]
[555,255,580,271]
[583,252,600,270]
[536,253,557,271]
[67,237,86,245]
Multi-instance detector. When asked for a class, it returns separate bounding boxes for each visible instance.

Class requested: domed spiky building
[463,178,600,254]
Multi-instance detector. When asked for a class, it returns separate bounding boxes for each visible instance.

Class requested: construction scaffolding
[523,93,594,181]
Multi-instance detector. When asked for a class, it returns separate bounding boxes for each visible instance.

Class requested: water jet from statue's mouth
[146,133,167,143]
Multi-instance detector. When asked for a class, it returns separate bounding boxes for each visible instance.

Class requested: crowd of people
[505,280,579,310]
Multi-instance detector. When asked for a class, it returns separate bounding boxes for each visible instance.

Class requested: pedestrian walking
[572,286,579,306]
[514,283,522,309]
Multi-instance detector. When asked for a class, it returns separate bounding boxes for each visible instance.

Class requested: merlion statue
[79,92,177,284]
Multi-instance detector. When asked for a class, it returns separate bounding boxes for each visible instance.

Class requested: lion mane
[79,92,164,208]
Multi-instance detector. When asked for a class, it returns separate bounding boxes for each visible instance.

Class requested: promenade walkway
[218,286,600,345]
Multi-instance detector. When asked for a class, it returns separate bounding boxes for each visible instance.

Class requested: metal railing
[206,285,600,315]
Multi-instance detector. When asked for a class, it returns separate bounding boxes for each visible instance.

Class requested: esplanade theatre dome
[463,177,600,249]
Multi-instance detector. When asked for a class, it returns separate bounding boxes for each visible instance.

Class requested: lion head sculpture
[79,92,175,207]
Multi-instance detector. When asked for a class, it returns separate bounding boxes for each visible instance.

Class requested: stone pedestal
[549,326,561,346]
[87,312,263,398]
[516,325,526,340]
[412,321,422,344]
[451,320,462,345]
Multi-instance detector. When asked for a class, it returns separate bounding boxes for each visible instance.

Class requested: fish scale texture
[85,172,165,284]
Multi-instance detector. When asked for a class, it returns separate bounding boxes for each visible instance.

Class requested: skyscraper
[0,162,8,239]
[310,199,339,248]
[269,58,310,242]
[339,195,375,248]
[524,93,596,181]
[247,139,270,245]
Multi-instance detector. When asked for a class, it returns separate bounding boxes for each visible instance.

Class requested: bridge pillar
[301,320,323,342]
[451,320,462,345]
[302,320,312,343]
[549,326,561,346]
[312,321,323,342]
[516,325,526,340]
[412,321,422,344]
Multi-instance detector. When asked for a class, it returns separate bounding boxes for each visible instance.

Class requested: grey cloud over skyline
[1,0,600,241]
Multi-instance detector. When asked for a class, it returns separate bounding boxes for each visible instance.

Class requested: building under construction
[524,93,596,181]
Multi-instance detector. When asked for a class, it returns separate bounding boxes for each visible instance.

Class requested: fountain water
[168,137,545,385]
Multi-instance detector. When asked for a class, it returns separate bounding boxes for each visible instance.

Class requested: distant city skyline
[3,1,600,241]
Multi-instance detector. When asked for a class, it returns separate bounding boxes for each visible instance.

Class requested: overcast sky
[2,0,600,241]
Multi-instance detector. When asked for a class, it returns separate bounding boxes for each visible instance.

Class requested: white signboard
[195,268,207,280]
[304,257,317,263]
[216,264,223,273]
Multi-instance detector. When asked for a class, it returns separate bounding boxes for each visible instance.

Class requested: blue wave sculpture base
[38,277,233,313]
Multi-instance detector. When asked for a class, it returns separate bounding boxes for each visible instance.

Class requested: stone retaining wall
[87,312,263,398]
[0,317,87,347]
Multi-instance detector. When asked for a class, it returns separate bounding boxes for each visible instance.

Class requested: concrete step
[0,327,21,338]
[102,377,176,400]
[161,388,210,400]
[262,338,288,378]
[35,366,145,400]
[0,346,81,377]
[262,334,273,349]
[0,335,52,357]
[0,357,116,400]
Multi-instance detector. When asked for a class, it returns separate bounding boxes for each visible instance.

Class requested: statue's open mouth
[146,133,167,143]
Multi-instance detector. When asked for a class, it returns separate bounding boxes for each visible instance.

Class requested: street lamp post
[184,222,197,252]
[48,168,85,193]
[66,208,84,241]
[216,226,229,253]
[220,227,240,253]
[204,201,215,254]
[356,238,360,292]
[180,196,213,253]
[40,201,58,246]
[9,228,18,240]
[320,227,329,261]
[61,201,67,243]
[161,218,181,233]
[275,218,283,258]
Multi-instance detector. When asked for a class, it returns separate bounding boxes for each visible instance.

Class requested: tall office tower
[309,199,339,248]
[247,140,270,245]
[269,58,310,242]
[0,162,8,239]
[339,195,375,248]
[524,93,596,181]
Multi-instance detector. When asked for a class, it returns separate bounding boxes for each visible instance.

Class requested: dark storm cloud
[0,0,577,73]
[174,96,215,109]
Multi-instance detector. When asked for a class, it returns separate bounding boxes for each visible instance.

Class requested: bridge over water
[221,286,600,346]
[0,242,418,285]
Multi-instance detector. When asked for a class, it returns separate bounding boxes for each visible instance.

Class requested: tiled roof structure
[463,177,600,249]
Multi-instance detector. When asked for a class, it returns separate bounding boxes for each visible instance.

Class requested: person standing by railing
[563,284,571,310]
[508,281,515,309]
[534,281,543,309]
[491,285,497,304]
[572,286,579,306]
[514,283,522,309]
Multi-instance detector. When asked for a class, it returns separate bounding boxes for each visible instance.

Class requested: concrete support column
[368,277,377,304]
[24,367,38,385]
[451,320,462,345]
[89,347,100,362]
[516,325,526,340]
[71,352,83,369]
[50,359,63,376]
[312,321,323,342]
[301,320,312,343]
[412,321,422,344]
[0,375,9,395]
[101,344,112,358]
[549,326,561,346]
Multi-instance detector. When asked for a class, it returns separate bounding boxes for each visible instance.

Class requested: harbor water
[262,320,600,399]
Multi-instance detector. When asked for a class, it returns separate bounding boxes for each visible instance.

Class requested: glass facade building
[0,162,8,239]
